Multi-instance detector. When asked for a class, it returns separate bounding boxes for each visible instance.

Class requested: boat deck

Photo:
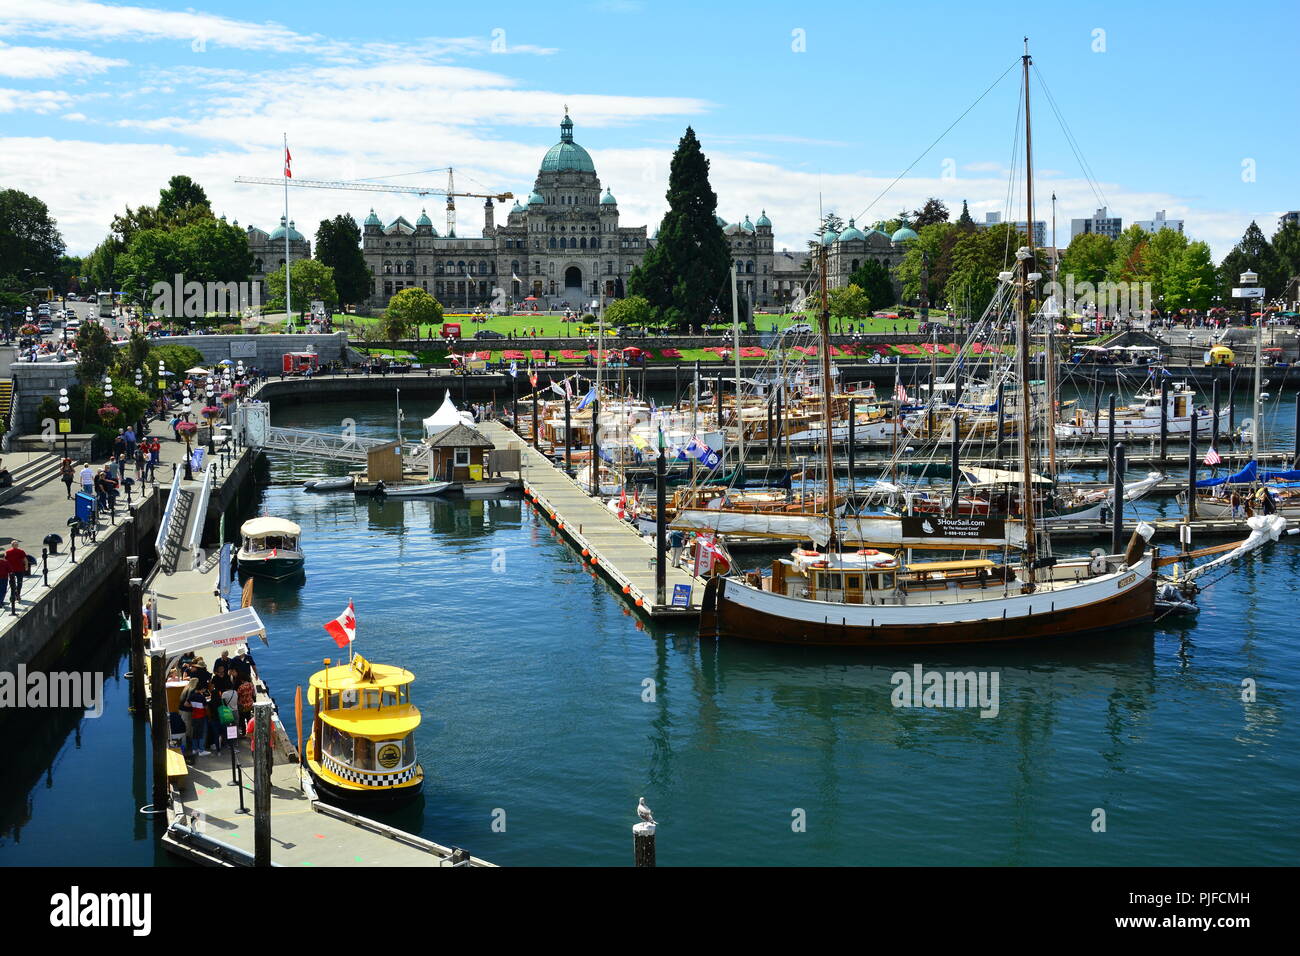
[478,420,703,618]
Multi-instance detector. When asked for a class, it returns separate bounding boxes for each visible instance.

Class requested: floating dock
[478,420,703,618]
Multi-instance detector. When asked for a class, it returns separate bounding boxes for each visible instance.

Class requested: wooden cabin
[366,440,405,484]
[426,422,495,482]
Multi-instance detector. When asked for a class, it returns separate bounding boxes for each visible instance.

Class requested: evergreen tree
[157,175,211,221]
[626,127,731,331]
[956,200,975,230]
[1218,221,1286,301]
[847,259,895,312]
[0,189,65,285]
[1269,221,1300,290]
[315,214,371,306]
[911,198,950,229]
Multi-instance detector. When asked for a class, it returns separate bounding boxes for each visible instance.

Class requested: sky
[1,0,1296,261]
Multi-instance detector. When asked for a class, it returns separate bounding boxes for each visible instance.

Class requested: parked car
[780,322,814,335]
[473,329,506,340]
[37,321,53,333]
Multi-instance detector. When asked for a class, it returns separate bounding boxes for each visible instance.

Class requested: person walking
[4,540,29,612]
[669,529,685,568]
[79,462,94,497]
[60,457,75,499]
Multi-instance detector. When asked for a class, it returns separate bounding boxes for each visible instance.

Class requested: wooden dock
[478,421,703,618]
[146,460,493,867]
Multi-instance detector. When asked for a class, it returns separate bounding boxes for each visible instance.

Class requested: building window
[406,261,415,275]
[580,238,587,249]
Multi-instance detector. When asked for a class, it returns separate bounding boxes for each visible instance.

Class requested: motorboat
[236,516,305,579]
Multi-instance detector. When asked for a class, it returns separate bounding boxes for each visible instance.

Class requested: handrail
[186,465,213,555]
[154,465,184,552]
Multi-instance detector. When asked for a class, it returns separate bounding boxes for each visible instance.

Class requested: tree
[626,127,732,331]
[1058,232,1113,286]
[847,259,895,312]
[121,330,152,375]
[956,200,975,230]
[806,212,846,257]
[911,198,950,229]
[894,222,958,306]
[1269,221,1300,292]
[943,223,1026,318]
[75,322,115,385]
[1218,221,1286,302]
[382,287,442,339]
[828,284,871,320]
[83,238,123,290]
[157,175,211,221]
[315,214,371,307]
[1107,225,1152,285]
[1163,241,1217,312]
[263,258,337,314]
[148,343,205,378]
[0,189,65,287]
[604,294,653,329]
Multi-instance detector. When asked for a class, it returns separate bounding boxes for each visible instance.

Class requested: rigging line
[852,57,1020,225]
[1032,65,1110,211]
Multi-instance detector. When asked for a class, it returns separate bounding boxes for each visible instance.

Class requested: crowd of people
[168,649,259,759]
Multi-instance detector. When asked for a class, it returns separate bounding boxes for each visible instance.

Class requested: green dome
[891,225,919,243]
[527,191,545,205]
[600,188,617,205]
[837,218,865,242]
[715,214,728,228]
[756,210,771,228]
[416,208,432,227]
[820,229,839,246]
[269,217,304,242]
[510,200,525,213]
[539,113,596,173]
[364,208,382,227]
[741,215,755,233]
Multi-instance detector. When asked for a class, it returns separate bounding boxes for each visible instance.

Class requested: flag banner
[323,600,356,649]
[550,381,566,397]
[529,371,538,388]
[577,387,597,411]
[1204,447,1222,466]
[284,146,292,178]
[563,377,574,400]
[508,361,518,378]
[685,436,722,470]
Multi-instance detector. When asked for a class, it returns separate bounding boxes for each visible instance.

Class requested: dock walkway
[479,420,702,618]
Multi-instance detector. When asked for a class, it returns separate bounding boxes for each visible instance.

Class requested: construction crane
[234,171,513,237]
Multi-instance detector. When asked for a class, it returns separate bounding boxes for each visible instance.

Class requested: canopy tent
[185,366,212,376]
[149,606,267,660]
[423,390,474,438]
[240,516,302,537]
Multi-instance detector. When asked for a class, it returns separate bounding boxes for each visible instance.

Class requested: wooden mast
[1045,192,1057,478]
[1017,38,1039,588]
[818,236,838,550]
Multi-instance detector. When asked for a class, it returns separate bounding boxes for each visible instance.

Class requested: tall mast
[731,262,745,473]
[818,236,838,549]
[1017,39,1039,587]
[1253,293,1263,449]
[1045,191,1057,478]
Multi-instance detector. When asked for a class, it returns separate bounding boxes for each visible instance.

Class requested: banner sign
[900,515,1007,543]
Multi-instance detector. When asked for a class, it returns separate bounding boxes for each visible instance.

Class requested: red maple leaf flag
[323,600,356,648]
[284,146,292,178]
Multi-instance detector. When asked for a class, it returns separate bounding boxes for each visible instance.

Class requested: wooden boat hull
[699,557,1156,647]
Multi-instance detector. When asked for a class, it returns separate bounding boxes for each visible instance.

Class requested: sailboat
[698,43,1158,646]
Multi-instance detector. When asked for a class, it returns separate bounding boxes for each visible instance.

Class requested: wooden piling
[633,821,656,867]
[1111,443,1125,555]
[149,647,168,814]
[253,700,272,867]
[129,573,145,716]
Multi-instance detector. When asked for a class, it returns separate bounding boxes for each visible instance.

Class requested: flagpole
[283,132,292,326]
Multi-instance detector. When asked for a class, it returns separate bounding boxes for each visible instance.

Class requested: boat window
[353,737,375,771]
[322,724,353,764]
[363,690,381,708]
[340,689,361,708]
[820,572,843,590]
[845,575,861,589]
[381,690,398,707]
[402,733,416,766]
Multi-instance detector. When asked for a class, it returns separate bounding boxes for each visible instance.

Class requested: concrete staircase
[0,451,63,508]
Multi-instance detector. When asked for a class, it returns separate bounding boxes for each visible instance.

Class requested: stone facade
[364,114,648,311]
[244,216,311,302]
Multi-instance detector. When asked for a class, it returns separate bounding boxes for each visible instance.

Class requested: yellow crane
[234,170,513,237]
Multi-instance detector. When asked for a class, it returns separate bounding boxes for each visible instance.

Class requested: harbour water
[3,388,1298,866]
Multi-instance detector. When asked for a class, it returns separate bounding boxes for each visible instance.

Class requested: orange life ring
[857,549,880,556]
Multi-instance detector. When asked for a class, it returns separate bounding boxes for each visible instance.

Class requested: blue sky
[2,0,1296,258]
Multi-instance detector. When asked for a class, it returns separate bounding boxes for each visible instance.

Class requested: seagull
[637,797,657,825]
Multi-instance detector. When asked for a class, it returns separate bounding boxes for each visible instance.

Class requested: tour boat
[305,653,424,811]
[1054,380,1228,440]
[696,44,1159,648]
[236,517,305,579]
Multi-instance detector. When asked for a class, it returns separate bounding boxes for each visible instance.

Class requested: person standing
[4,540,29,611]
[669,529,685,568]
[60,458,75,499]
[79,462,94,496]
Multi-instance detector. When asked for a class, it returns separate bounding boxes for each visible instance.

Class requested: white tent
[422,390,474,438]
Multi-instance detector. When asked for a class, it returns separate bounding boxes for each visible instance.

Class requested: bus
[97,292,115,318]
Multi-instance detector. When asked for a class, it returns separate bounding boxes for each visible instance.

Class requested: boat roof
[319,704,421,738]
[240,516,301,536]
[903,559,996,573]
[961,466,1053,486]
[309,659,415,691]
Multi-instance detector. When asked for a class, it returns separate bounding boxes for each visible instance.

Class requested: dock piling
[655,445,666,606]
[633,822,656,867]
[1188,411,1198,520]
[1106,394,1116,483]
[1159,377,1169,462]
[149,647,168,816]
[129,572,145,715]
[253,700,272,867]
[1111,443,1125,556]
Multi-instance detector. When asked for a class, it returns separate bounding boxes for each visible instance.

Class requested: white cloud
[0,40,127,77]
[0,87,73,113]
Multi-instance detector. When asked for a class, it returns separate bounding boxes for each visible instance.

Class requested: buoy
[557,523,564,530]
[635,597,644,607]
[590,556,599,566]
[581,548,589,557]
[622,584,631,594]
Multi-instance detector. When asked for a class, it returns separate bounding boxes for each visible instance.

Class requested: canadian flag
[617,487,627,519]
[323,600,356,649]
[284,146,292,178]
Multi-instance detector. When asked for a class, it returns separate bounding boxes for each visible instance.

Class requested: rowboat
[304,475,356,492]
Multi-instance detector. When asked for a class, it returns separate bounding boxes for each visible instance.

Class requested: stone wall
[7,361,79,433]
[150,332,350,371]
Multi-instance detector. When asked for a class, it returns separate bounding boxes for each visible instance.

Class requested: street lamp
[58,387,70,460]
[181,388,193,479]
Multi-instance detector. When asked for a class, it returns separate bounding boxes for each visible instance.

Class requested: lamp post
[205,383,216,453]
[181,389,193,479]
[157,360,166,403]
[58,388,70,460]
[1233,270,1265,448]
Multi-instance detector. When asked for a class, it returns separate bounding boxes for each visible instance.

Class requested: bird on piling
[637,797,657,825]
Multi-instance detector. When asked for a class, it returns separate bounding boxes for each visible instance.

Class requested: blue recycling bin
[75,491,95,524]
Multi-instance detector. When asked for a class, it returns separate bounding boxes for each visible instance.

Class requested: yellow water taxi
[305,654,424,810]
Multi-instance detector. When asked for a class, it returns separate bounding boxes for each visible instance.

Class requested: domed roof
[715,214,728,228]
[510,200,525,213]
[269,217,305,242]
[837,218,865,242]
[741,215,755,233]
[416,208,432,227]
[539,113,596,173]
[364,208,382,227]
[600,188,617,205]
[724,221,744,236]
[756,210,771,227]
[820,229,839,246]
[527,191,545,205]
[891,224,919,243]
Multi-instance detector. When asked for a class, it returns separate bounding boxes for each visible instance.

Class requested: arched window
[592,238,600,249]
[511,259,520,275]
[406,261,415,275]
[479,260,488,274]
[580,238,587,249]
[436,262,444,274]
[445,261,454,273]
[468,261,476,275]
[569,237,577,249]
[253,258,262,272]
[747,261,754,274]
[548,238,556,249]
[457,260,466,274]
